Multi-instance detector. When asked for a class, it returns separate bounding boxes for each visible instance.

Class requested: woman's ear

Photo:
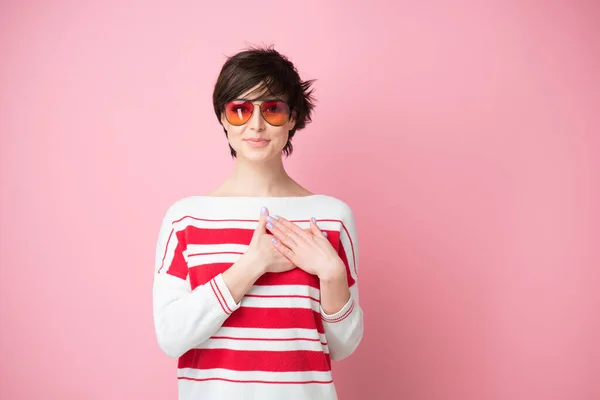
[288,111,297,130]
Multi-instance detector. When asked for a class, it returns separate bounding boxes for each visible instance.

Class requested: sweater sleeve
[320,205,364,361]
[152,205,241,359]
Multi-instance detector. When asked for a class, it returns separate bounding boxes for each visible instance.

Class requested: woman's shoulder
[311,194,354,213]
[158,195,208,222]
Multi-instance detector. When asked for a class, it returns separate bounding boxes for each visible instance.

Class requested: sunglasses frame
[224,98,292,127]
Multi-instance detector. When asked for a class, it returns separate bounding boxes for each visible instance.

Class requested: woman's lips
[244,138,270,148]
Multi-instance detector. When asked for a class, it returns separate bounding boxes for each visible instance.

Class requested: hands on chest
[245,207,346,282]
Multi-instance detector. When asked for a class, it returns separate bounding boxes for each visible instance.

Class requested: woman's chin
[239,148,280,163]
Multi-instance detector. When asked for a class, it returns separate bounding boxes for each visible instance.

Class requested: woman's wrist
[222,252,265,304]
[239,251,266,278]
[318,258,347,283]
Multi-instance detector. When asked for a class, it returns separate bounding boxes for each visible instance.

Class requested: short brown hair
[212,45,316,157]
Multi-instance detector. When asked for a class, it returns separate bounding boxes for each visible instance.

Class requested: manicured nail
[273,215,280,220]
[272,238,278,244]
[311,217,316,224]
[266,216,273,222]
[267,222,273,230]
[322,231,328,237]
[260,207,267,215]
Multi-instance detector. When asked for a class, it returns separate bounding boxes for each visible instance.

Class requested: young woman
[153,46,363,399]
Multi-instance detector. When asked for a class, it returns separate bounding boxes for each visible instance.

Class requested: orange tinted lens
[225,101,253,125]
[260,101,290,126]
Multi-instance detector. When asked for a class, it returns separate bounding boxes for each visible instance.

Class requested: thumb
[253,206,269,239]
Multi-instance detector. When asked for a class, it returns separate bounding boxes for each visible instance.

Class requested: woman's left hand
[266,215,346,280]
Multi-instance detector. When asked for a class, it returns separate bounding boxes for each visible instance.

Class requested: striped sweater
[153,194,363,399]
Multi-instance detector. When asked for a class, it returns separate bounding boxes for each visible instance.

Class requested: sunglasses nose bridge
[247,103,266,130]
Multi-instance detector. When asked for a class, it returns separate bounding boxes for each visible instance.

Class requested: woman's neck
[208,156,312,197]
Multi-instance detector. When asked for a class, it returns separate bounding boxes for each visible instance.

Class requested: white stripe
[213,327,327,344]
[196,337,328,352]
[177,377,337,399]
[173,217,342,233]
[184,243,248,258]
[187,253,242,267]
[248,284,320,300]
[174,218,257,231]
[178,368,333,384]
[241,296,320,312]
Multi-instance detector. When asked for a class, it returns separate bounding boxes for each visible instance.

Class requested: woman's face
[221,84,296,162]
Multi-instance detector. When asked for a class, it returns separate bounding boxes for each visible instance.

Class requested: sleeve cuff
[321,295,355,324]
[209,273,241,316]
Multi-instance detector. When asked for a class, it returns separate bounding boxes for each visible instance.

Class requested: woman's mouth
[244,138,270,148]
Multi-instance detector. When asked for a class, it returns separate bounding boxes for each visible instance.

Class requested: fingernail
[273,215,280,220]
[323,231,328,237]
[266,216,273,222]
[272,238,278,244]
[267,222,273,230]
[260,207,267,215]
[311,217,316,224]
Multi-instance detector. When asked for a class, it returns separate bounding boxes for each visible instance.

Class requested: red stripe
[322,230,341,252]
[189,264,321,291]
[189,263,229,289]
[339,223,358,276]
[338,243,356,288]
[178,376,333,385]
[178,349,331,372]
[255,269,320,289]
[186,226,253,246]
[223,308,325,334]
[209,279,230,315]
[159,230,188,279]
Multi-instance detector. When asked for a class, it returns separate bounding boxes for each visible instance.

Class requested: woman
[153,46,363,399]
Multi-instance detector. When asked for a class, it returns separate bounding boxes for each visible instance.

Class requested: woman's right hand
[244,207,296,274]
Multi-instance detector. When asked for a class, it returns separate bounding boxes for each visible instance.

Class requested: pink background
[1,1,599,399]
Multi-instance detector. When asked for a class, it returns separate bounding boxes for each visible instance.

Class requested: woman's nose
[248,105,266,131]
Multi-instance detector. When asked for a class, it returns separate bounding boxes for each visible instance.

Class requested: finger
[267,218,298,248]
[272,238,297,263]
[253,206,269,238]
[269,215,308,239]
[309,217,323,236]
[309,217,328,238]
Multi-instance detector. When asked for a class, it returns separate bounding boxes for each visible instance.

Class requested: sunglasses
[224,99,292,127]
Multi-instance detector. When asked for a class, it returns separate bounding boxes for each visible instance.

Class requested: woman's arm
[319,206,364,361]
[152,207,261,359]
[263,203,365,361]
